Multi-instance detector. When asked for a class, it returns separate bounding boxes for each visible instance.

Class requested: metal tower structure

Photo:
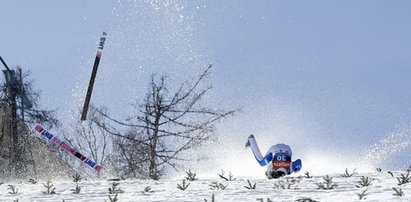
[0,56,33,177]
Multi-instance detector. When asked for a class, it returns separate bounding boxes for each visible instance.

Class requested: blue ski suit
[246,134,302,179]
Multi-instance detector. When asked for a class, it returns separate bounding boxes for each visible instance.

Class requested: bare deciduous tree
[97,64,235,179]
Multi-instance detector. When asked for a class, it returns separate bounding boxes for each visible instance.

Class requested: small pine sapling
[7,185,18,194]
[244,179,257,190]
[316,175,338,190]
[42,181,56,195]
[304,171,313,178]
[357,189,368,200]
[185,169,198,181]
[72,173,82,183]
[340,168,357,178]
[355,176,373,188]
[396,170,411,185]
[392,187,404,197]
[273,177,301,190]
[177,179,190,191]
[149,172,162,181]
[108,182,124,194]
[142,186,154,193]
[218,170,236,181]
[209,181,228,190]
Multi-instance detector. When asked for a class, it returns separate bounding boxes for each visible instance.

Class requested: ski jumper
[246,135,301,177]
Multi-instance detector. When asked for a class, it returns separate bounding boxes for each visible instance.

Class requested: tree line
[1,64,234,180]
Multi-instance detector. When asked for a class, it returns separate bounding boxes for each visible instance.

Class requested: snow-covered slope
[1,170,410,202]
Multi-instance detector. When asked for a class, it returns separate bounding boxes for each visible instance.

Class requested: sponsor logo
[272,160,291,169]
[98,37,106,50]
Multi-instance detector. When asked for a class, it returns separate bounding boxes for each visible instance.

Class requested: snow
[1,171,410,201]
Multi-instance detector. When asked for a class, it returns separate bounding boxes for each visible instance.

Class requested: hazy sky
[1,1,411,173]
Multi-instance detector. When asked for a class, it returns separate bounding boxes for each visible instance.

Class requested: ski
[34,124,102,172]
[81,32,107,121]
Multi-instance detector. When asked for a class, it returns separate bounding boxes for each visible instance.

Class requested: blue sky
[1,1,411,171]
